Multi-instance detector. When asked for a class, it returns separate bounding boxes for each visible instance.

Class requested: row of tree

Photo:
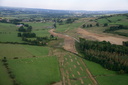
[22,35,57,46]
[123,41,128,47]
[18,32,36,38]
[104,25,128,32]
[18,25,32,32]
[76,38,128,74]
[1,57,20,85]
[82,23,108,28]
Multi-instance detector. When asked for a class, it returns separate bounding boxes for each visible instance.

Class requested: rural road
[49,29,78,54]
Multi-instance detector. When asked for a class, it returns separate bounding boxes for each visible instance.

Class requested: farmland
[8,57,60,85]
[0,23,23,42]
[84,59,128,85]
[0,7,128,85]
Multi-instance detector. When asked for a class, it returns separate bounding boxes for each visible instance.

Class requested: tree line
[1,57,20,85]
[104,25,128,32]
[76,38,128,74]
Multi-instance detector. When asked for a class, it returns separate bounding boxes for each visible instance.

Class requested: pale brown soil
[80,78,84,84]
[77,28,128,45]
[49,29,99,85]
[49,29,78,54]
[77,71,81,75]
[77,61,80,65]
[80,67,84,71]
[71,59,73,62]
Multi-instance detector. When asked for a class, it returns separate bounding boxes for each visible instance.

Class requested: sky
[0,0,128,11]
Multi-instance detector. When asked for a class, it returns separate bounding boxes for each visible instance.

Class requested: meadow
[0,23,23,42]
[8,56,60,85]
[84,59,128,85]
[0,44,49,59]
[56,21,84,33]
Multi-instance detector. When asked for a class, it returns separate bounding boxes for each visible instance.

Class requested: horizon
[0,0,128,11]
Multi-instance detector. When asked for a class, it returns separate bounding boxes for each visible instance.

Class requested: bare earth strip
[49,29,78,54]
[49,29,98,85]
[77,28,128,45]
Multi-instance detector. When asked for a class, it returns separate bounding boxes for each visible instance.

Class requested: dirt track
[77,28,128,45]
[49,29,78,54]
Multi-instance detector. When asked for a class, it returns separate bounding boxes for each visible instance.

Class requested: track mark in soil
[80,78,84,85]
[65,58,67,61]
[70,68,72,71]
[74,65,76,68]
[77,71,81,75]
[72,74,75,78]
[77,61,80,65]
[80,67,84,71]
[71,59,73,62]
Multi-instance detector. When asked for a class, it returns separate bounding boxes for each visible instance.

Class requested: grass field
[56,21,84,33]
[0,61,13,85]
[97,18,109,24]
[0,23,23,42]
[84,59,128,85]
[23,22,53,37]
[61,53,93,85]
[8,56,60,85]
[108,15,127,22]
[0,44,49,59]
[24,22,53,30]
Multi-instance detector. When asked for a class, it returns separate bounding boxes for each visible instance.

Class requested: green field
[1,13,128,85]
[0,61,13,85]
[62,54,93,85]
[97,18,109,24]
[56,21,84,33]
[84,59,128,85]
[8,57,60,85]
[0,23,23,42]
[0,44,49,59]
[23,22,53,37]
[24,22,53,30]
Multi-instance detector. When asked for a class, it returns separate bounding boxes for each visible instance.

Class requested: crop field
[0,23,23,42]
[7,56,60,85]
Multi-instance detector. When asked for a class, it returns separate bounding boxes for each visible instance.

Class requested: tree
[53,24,56,28]
[50,35,54,38]
[18,26,26,32]
[17,33,22,37]
[104,23,108,27]
[90,24,92,27]
[96,23,99,26]
[26,26,32,32]
[82,24,86,28]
